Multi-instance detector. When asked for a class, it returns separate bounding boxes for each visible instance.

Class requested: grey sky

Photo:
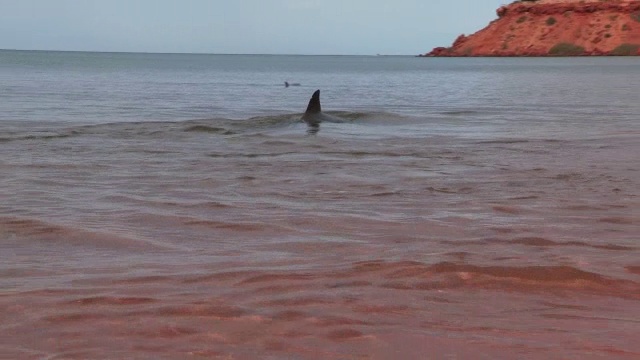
[0,0,504,55]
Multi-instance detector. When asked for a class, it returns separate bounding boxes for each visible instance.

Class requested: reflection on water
[306,123,320,135]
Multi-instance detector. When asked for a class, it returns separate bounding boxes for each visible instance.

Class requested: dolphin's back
[302,89,346,127]
[305,90,321,114]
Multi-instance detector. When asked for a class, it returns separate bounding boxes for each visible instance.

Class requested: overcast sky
[0,0,504,55]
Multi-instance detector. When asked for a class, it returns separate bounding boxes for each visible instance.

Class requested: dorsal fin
[305,90,321,114]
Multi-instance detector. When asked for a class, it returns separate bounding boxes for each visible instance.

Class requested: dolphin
[285,81,301,87]
[301,90,346,128]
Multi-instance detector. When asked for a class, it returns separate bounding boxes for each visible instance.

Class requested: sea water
[1,50,639,359]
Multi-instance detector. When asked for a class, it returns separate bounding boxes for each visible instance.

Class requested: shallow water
[1,51,639,359]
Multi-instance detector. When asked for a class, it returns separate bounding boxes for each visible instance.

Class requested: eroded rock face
[424,0,640,56]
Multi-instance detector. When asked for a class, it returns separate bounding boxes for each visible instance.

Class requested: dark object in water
[301,89,347,134]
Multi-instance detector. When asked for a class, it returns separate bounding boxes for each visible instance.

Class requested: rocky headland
[425,0,640,56]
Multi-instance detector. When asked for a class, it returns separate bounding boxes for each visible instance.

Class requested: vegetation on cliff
[548,42,585,55]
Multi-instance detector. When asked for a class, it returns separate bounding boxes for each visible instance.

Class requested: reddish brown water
[1,116,638,359]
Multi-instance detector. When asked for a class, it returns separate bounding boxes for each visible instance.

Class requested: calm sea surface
[1,50,639,359]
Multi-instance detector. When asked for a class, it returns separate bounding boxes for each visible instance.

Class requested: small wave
[233,111,408,130]
[477,139,531,145]
[238,273,317,285]
[627,266,640,276]
[0,132,77,143]
[211,259,639,298]
[148,303,246,318]
[183,124,235,135]
[240,114,303,129]
[68,296,156,306]
[346,260,639,297]
[0,121,176,142]
[442,237,635,251]
[428,262,609,284]
[440,110,481,116]
[207,152,297,159]
[0,110,411,143]
[553,172,585,181]
[599,217,634,225]
[0,216,166,251]
[44,312,110,323]
[183,219,267,232]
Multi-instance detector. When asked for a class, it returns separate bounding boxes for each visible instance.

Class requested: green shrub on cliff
[611,43,640,56]
[548,43,585,56]
[546,17,557,26]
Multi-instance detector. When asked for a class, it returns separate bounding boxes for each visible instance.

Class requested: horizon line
[0,48,418,57]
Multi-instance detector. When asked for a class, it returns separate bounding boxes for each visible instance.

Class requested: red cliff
[425,0,640,56]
